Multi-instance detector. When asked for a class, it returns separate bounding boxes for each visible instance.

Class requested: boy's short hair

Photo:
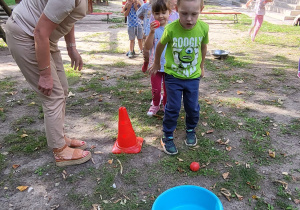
[177,0,204,8]
[152,0,169,12]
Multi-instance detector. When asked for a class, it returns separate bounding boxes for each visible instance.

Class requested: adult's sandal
[53,145,92,167]
[64,136,87,150]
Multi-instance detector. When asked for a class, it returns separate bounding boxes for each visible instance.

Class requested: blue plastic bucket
[152,185,223,210]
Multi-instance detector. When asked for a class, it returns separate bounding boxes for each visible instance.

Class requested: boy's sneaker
[161,136,178,155]
[147,105,160,116]
[185,129,197,146]
[128,51,134,58]
[142,61,149,73]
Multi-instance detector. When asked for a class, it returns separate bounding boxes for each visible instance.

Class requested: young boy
[148,0,208,155]
[123,0,143,58]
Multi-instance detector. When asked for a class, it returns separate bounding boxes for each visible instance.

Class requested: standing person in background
[123,0,143,58]
[148,0,208,155]
[137,0,153,72]
[246,0,273,42]
[144,0,169,116]
[5,0,92,166]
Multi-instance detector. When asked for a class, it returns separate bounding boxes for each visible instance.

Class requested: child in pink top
[246,0,273,41]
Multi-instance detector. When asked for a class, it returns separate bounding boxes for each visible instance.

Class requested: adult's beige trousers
[6,17,68,149]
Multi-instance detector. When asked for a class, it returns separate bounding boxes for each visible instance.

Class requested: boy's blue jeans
[163,73,201,138]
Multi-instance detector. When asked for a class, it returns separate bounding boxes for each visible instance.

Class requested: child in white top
[246,0,273,42]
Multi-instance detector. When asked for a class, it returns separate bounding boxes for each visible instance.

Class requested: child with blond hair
[149,0,208,154]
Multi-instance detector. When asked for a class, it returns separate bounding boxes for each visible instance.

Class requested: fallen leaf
[108,159,113,164]
[50,204,60,210]
[238,122,243,126]
[201,132,205,136]
[181,116,184,119]
[294,199,300,204]
[226,146,232,151]
[20,134,28,138]
[4,187,8,190]
[235,192,243,201]
[273,180,288,190]
[282,172,288,176]
[117,159,123,174]
[29,102,35,105]
[222,172,229,180]
[177,157,184,162]
[202,122,208,126]
[210,183,216,190]
[237,91,243,95]
[91,158,95,164]
[12,164,20,169]
[252,195,259,200]
[269,150,275,158]
[68,91,75,97]
[92,204,101,210]
[220,188,231,201]
[206,129,214,134]
[177,167,185,173]
[245,163,250,168]
[90,145,96,149]
[0,108,3,112]
[16,186,28,191]
[94,151,103,154]
[236,79,244,84]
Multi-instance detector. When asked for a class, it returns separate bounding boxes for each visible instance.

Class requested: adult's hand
[68,48,83,71]
[38,74,53,96]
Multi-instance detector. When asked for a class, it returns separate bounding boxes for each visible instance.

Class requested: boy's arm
[123,3,132,17]
[200,43,207,78]
[148,41,166,75]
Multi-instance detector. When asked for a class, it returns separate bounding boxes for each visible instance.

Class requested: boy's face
[176,0,201,29]
[153,10,170,26]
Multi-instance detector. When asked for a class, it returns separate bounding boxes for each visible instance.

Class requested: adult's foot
[64,136,87,150]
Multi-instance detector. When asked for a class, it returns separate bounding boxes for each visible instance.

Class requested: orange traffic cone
[112,107,144,154]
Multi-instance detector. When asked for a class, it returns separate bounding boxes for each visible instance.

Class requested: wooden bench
[90,12,113,23]
[201,12,242,23]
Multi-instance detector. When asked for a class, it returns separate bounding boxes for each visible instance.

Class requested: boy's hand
[200,64,205,78]
[148,62,161,76]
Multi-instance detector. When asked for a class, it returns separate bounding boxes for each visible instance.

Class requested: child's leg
[142,35,150,72]
[182,77,200,130]
[251,15,264,42]
[150,72,163,106]
[249,16,256,36]
[128,27,135,52]
[162,73,167,107]
[130,40,135,52]
[163,74,183,137]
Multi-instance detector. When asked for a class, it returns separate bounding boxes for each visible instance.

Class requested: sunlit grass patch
[0,39,7,48]
[64,64,82,85]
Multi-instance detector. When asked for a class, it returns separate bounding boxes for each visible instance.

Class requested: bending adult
[6,0,91,166]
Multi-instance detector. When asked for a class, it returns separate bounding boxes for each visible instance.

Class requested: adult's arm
[34,13,58,96]
[64,26,83,71]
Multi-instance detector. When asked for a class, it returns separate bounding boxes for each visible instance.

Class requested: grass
[1,3,300,210]
[3,129,47,154]
[4,0,15,6]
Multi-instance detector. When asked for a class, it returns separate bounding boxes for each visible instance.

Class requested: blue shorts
[128,26,143,40]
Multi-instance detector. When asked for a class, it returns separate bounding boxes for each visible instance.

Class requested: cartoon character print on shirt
[171,36,203,77]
